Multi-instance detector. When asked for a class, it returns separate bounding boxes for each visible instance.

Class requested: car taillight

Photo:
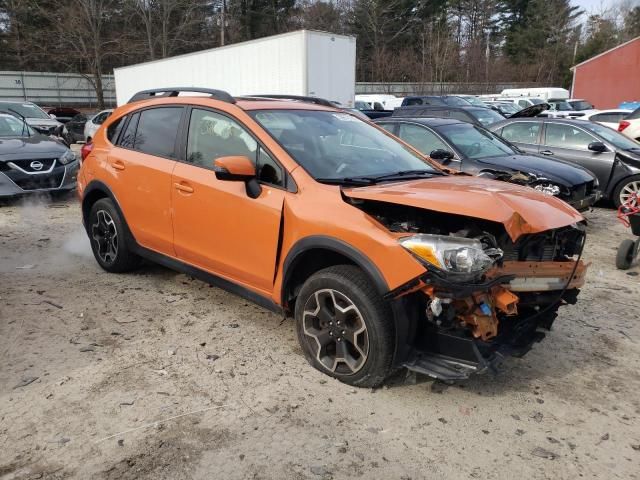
[81,141,94,161]
[618,121,630,132]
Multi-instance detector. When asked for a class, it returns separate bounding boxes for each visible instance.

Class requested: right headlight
[399,234,500,278]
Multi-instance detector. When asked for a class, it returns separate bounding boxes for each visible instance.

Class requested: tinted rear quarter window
[134,107,182,158]
[107,116,125,144]
[119,113,139,149]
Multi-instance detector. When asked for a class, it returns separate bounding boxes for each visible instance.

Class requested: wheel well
[282,248,356,312]
[81,188,108,227]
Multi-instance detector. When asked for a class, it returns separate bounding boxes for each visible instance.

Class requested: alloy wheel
[620,180,640,206]
[302,289,369,375]
[91,210,118,264]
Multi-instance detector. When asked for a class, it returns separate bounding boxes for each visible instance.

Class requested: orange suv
[78,88,588,387]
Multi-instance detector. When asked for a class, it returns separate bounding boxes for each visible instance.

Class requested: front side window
[544,123,597,150]
[437,123,515,159]
[398,123,449,156]
[187,109,284,186]
[501,122,541,144]
[250,109,439,181]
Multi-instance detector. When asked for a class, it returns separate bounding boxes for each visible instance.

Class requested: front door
[171,108,287,295]
[541,122,615,189]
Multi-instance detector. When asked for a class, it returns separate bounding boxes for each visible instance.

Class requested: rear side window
[448,110,473,123]
[501,122,541,144]
[118,113,139,149]
[134,107,182,158]
[107,116,125,144]
[404,98,423,106]
[627,107,640,120]
[591,112,626,123]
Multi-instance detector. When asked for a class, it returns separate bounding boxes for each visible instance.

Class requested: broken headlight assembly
[533,183,561,196]
[399,234,502,280]
[58,150,76,165]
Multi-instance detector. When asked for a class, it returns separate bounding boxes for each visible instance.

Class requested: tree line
[1,0,639,108]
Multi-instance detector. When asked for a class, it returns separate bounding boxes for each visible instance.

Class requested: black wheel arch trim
[281,235,390,306]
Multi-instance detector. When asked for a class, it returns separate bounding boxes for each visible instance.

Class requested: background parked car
[66,112,95,143]
[484,101,521,116]
[497,96,547,109]
[375,117,600,211]
[567,99,595,112]
[543,99,585,118]
[0,100,70,144]
[618,107,640,142]
[0,112,78,197]
[491,117,640,206]
[401,95,471,107]
[392,105,506,127]
[84,109,112,141]
[582,109,631,129]
[46,107,80,123]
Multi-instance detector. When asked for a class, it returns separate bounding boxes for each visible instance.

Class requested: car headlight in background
[399,234,501,278]
[533,183,561,196]
[59,150,76,165]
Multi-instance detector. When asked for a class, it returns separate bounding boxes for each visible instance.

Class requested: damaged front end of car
[353,199,587,381]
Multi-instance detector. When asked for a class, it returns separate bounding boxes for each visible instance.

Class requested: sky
[574,0,639,14]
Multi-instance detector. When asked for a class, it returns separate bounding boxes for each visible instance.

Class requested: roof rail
[249,94,339,108]
[128,87,236,104]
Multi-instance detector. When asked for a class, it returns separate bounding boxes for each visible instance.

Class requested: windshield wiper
[315,177,378,186]
[365,169,444,182]
[7,108,30,138]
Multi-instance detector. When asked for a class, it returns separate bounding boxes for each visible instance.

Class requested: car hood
[508,103,550,118]
[0,136,69,159]
[474,154,596,186]
[343,176,584,241]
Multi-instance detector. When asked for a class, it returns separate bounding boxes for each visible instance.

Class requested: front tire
[295,265,395,388]
[88,198,140,273]
[612,175,640,208]
[616,239,636,270]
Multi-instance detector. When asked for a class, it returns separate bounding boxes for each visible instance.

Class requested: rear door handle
[174,182,194,194]
[110,160,126,170]
[540,150,554,156]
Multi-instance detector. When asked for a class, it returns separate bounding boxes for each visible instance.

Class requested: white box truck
[114,30,356,107]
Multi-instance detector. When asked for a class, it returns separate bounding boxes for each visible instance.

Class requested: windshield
[550,101,573,111]
[469,108,506,127]
[437,123,516,159]
[250,110,439,181]
[569,100,593,110]
[580,122,640,150]
[0,102,50,119]
[443,96,472,107]
[497,103,520,114]
[0,114,34,137]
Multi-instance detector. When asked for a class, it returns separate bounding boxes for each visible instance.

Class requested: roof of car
[376,116,462,127]
[236,99,337,111]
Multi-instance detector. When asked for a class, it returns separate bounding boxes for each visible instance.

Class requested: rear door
[171,107,286,294]
[540,121,615,188]
[106,106,184,256]
[497,121,542,154]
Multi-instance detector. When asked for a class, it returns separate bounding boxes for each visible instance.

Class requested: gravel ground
[1,194,639,480]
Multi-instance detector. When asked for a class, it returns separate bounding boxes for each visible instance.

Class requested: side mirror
[213,155,261,198]
[429,149,455,163]
[588,141,607,153]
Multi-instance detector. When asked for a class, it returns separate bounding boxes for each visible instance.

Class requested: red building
[571,36,640,109]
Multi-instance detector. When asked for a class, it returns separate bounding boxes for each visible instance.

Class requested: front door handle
[110,160,125,170]
[540,150,554,156]
[174,182,194,194]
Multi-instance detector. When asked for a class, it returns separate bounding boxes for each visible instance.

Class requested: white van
[500,87,569,101]
[355,94,398,110]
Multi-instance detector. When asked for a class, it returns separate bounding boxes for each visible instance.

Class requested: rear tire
[88,198,140,273]
[616,239,636,270]
[612,175,640,208]
[295,265,395,388]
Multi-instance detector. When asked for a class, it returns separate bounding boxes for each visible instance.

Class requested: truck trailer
[113,30,356,107]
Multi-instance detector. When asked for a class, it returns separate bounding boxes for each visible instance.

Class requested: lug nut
[329,331,333,336]
[342,330,346,334]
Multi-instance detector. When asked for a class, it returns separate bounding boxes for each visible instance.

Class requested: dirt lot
[1,194,639,480]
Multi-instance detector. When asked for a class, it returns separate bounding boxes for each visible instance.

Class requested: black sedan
[375,117,601,211]
[0,112,79,198]
[490,118,640,207]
